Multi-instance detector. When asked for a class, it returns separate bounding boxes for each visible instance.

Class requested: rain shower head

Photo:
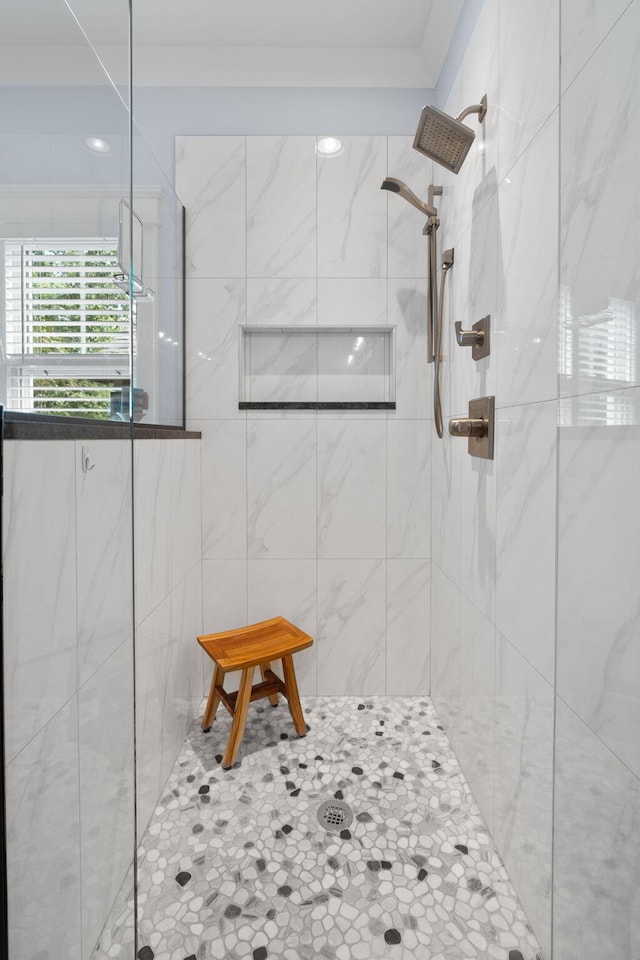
[413,95,488,174]
[380,177,438,217]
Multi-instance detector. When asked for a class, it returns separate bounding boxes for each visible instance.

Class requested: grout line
[560,0,635,98]
[385,134,389,699]
[549,5,563,951]
[554,692,640,786]
[315,136,320,697]
[71,442,85,954]
[244,136,250,624]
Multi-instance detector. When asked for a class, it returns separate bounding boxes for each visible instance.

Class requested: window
[558,289,638,425]
[4,240,132,419]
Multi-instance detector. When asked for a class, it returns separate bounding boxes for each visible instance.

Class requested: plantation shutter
[4,240,131,417]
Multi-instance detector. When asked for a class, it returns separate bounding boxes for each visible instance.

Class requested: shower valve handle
[454,315,490,360]
[448,417,487,439]
[448,396,495,460]
[455,321,483,347]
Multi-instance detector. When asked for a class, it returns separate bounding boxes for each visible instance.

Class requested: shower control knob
[448,396,495,460]
[454,315,490,360]
[448,416,486,438]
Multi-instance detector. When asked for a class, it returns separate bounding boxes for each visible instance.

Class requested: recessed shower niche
[239,326,396,409]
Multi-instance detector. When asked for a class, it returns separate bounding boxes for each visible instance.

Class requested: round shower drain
[317,799,354,832]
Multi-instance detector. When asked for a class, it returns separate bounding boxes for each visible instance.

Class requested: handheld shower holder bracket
[455,314,490,360]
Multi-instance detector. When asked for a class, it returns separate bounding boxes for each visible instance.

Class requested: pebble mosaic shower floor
[93,697,544,960]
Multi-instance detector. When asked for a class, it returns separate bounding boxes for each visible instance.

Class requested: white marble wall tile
[134,440,172,626]
[457,595,495,834]
[431,432,462,588]
[317,559,386,695]
[76,440,133,687]
[317,136,387,279]
[247,419,316,558]
[248,559,317,696]
[6,699,82,960]
[430,565,461,748]
[498,114,559,407]
[164,572,203,771]
[171,438,202,584]
[78,641,134,958]
[553,699,640,960]
[317,419,386,558]
[494,635,553,959]
[443,195,498,421]
[387,278,431,419]
[561,0,633,92]
[135,596,171,835]
[387,136,432,279]
[186,278,246,421]
[246,137,316,278]
[557,408,640,778]
[201,559,248,696]
[247,278,316,327]
[2,441,77,762]
[195,420,247,559]
[202,559,248,634]
[498,0,559,179]
[439,0,500,243]
[496,401,557,684]
[136,569,202,838]
[247,331,317,404]
[458,443,497,623]
[560,3,640,398]
[386,560,430,696]
[387,419,431,559]
[176,136,246,278]
[317,331,389,404]
[317,279,387,327]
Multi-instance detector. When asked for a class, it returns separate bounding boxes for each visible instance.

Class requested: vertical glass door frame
[0,404,8,960]
[128,5,140,959]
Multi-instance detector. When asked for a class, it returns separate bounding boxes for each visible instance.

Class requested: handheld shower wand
[381,177,438,218]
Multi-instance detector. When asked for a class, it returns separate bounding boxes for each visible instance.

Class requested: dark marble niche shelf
[239,401,396,411]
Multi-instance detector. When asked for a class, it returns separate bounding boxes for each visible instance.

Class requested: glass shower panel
[132,125,185,427]
[0,3,132,422]
[0,4,135,960]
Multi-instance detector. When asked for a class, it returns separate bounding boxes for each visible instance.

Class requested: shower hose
[429,230,453,440]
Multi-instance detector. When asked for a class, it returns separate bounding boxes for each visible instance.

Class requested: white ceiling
[135,0,450,49]
[1,0,464,87]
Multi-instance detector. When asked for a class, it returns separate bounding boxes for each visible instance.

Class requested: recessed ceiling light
[85,136,110,154]
[317,136,343,157]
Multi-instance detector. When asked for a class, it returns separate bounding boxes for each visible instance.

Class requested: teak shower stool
[197,616,314,769]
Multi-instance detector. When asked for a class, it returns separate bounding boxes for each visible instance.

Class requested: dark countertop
[3,412,201,441]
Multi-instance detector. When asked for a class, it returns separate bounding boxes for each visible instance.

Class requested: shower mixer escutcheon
[448,396,495,460]
[454,314,490,360]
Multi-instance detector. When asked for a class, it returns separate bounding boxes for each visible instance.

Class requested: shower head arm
[456,94,488,125]
[428,184,443,207]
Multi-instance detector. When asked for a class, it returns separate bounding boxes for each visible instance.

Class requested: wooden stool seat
[197,616,313,768]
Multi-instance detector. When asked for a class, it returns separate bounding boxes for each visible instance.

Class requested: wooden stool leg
[261,661,280,707]
[202,664,224,732]
[222,666,254,768]
[282,654,307,737]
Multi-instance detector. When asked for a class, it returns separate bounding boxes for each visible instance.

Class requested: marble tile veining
[317,136,387,279]
[176,136,246,279]
[93,697,543,960]
[247,137,316,279]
